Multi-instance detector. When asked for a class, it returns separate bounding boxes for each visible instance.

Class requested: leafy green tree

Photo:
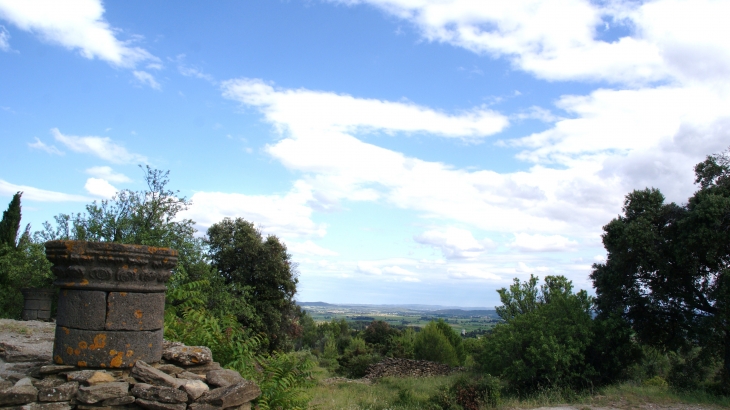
[414,321,460,366]
[206,217,299,352]
[0,229,53,318]
[0,192,22,249]
[433,319,466,365]
[591,149,730,390]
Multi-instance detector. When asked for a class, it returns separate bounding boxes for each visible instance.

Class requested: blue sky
[2,0,729,308]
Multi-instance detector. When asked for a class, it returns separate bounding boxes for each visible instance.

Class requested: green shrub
[429,374,501,410]
[415,322,459,366]
[643,376,668,387]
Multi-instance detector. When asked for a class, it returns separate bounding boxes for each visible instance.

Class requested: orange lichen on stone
[134,310,143,319]
[74,348,80,355]
[89,334,107,350]
[109,350,118,356]
[80,279,89,286]
[110,352,123,368]
[120,292,127,296]
[191,358,199,363]
[77,361,87,367]
[66,347,74,355]
[54,355,63,364]
[79,341,87,349]
[62,327,70,335]
[100,363,106,368]
[126,350,134,357]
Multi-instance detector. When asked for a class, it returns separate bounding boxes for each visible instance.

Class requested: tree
[0,192,22,249]
[414,320,460,366]
[591,149,730,390]
[206,217,300,352]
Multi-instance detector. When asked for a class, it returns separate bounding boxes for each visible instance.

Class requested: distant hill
[430,309,498,318]
[296,302,494,312]
[297,301,334,307]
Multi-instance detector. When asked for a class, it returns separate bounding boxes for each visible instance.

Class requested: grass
[307,365,730,410]
[0,320,32,335]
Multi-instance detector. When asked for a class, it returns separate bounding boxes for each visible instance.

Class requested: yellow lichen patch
[134,310,143,319]
[148,343,152,348]
[64,282,76,287]
[120,292,127,297]
[110,352,124,368]
[80,279,89,286]
[77,361,87,367]
[54,355,63,364]
[89,334,107,350]
[109,349,118,356]
[62,327,70,335]
[78,341,88,349]
[191,357,199,363]
[126,350,134,357]
[74,348,80,355]
[66,347,74,355]
[100,363,106,368]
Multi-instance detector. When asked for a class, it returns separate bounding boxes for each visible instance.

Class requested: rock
[131,361,181,389]
[131,383,187,404]
[135,398,187,410]
[85,371,117,385]
[0,319,55,364]
[106,292,165,331]
[200,380,260,408]
[37,382,78,402]
[178,379,208,401]
[101,395,135,406]
[177,371,205,382]
[55,290,107,331]
[180,362,221,375]
[52,327,163,368]
[162,346,212,366]
[363,357,462,380]
[39,366,75,375]
[1,379,14,390]
[1,362,46,380]
[155,364,183,376]
[187,403,220,410]
[76,382,129,404]
[32,377,65,389]
[0,377,39,405]
[205,370,242,388]
[3,402,73,410]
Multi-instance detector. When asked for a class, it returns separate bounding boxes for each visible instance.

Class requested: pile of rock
[363,357,462,380]
[0,336,260,410]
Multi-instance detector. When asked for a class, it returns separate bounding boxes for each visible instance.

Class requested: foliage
[591,149,730,390]
[337,337,381,378]
[429,374,501,410]
[206,217,300,352]
[389,327,417,360]
[0,192,22,249]
[414,321,460,366]
[479,275,614,392]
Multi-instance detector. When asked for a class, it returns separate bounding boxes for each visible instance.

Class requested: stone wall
[363,357,463,380]
[0,320,260,410]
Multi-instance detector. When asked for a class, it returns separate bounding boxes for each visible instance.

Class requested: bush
[429,374,501,409]
[415,321,460,366]
[337,337,381,378]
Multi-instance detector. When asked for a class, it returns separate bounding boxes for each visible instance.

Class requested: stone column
[45,240,178,369]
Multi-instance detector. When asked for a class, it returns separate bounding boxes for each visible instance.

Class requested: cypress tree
[0,192,22,249]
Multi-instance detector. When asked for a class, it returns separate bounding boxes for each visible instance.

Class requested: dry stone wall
[0,320,261,410]
[363,357,463,380]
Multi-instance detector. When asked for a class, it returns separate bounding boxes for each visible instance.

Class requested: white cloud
[222,78,508,141]
[52,128,148,164]
[510,233,578,252]
[515,261,551,274]
[357,262,382,275]
[28,137,64,155]
[84,177,117,198]
[0,179,89,202]
[414,227,489,259]
[0,0,157,67]
[133,70,161,90]
[356,261,420,281]
[0,24,9,51]
[84,166,131,183]
[286,240,339,256]
[180,181,326,239]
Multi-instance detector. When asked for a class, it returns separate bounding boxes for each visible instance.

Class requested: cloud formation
[414,227,488,259]
[85,166,131,183]
[0,0,157,68]
[0,179,88,202]
[28,137,64,155]
[84,177,117,198]
[52,128,148,164]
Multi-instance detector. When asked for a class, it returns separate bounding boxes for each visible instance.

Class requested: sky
[1,0,729,308]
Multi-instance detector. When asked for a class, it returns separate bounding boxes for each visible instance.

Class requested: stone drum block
[56,290,107,330]
[106,292,164,331]
[53,327,163,368]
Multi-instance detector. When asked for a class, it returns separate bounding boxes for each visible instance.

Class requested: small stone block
[53,327,163,368]
[56,290,107,330]
[162,346,212,366]
[135,398,186,410]
[106,292,165,331]
[130,362,181,389]
[200,381,260,409]
[39,366,76,375]
[76,382,129,404]
[205,370,242,388]
[101,395,135,406]
[131,383,187,404]
[155,365,183,376]
[37,382,78,402]
[177,371,205,382]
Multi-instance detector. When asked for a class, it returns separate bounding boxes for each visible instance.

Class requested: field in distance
[298,301,500,335]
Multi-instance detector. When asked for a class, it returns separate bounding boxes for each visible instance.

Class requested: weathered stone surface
[130,361,181,389]
[154,365,182,376]
[0,362,45,381]
[76,382,129,404]
[1,379,14,390]
[106,292,164,331]
[162,346,211,366]
[200,381,260,408]
[363,357,463,380]
[37,382,78,402]
[52,327,163,368]
[187,403,219,410]
[32,377,65,389]
[101,395,135,406]
[45,241,178,293]
[0,319,55,364]
[205,370,242,388]
[176,371,204,382]
[86,371,117,386]
[179,363,221,375]
[135,398,186,410]
[64,370,96,383]
[131,383,187,404]
[0,378,39,405]
[55,290,106,331]
[39,365,75,375]
[178,379,208,401]
[3,402,73,410]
